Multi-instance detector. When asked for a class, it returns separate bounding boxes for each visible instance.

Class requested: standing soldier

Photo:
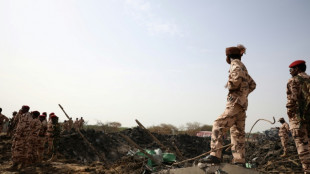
[68,117,73,131]
[26,111,41,165]
[79,117,85,129]
[48,115,61,161]
[46,113,55,154]
[7,111,18,136]
[62,120,68,133]
[286,60,310,173]
[73,118,79,131]
[11,105,32,169]
[203,45,256,165]
[278,117,290,157]
[37,114,47,162]
[0,108,9,133]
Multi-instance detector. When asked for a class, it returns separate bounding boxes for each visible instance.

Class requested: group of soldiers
[3,106,61,169]
[202,45,310,173]
[62,117,84,132]
[0,106,86,170]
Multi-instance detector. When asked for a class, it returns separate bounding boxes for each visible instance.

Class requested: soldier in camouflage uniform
[48,115,61,161]
[11,105,32,169]
[46,113,54,154]
[79,117,85,130]
[68,117,73,131]
[73,118,79,131]
[26,111,41,165]
[204,45,256,165]
[7,111,18,136]
[286,60,310,173]
[37,114,47,162]
[278,117,290,157]
[0,108,9,133]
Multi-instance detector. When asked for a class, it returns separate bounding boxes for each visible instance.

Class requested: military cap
[226,44,246,56]
[39,114,46,117]
[289,60,306,68]
[226,47,240,55]
[51,114,58,118]
[278,117,285,122]
[22,105,30,110]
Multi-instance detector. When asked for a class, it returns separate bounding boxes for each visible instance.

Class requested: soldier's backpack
[296,75,310,132]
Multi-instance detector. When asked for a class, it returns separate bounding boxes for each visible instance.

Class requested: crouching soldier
[48,115,61,161]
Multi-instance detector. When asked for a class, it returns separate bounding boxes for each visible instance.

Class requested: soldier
[0,108,9,133]
[26,111,41,165]
[62,120,68,133]
[37,114,47,162]
[79,117,85,129]
[68,117,73,131]
[203,45,256,165]
[46,113,55,154]
[278,117,290,157]
[286,60,310,173]
[11,105,32,169]
[73,118,79,131]
[7,111,18,136]
[48,115,61,161]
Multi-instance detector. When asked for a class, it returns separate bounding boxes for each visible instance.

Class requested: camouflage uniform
[287,72,310,172]
[62,121,69,132]
[46,119,53,154]
[26,118,41,164]
[37,119,47,161]
[210,59,256,163]
[279,122,290,154]
[79,118,84,129]
[68,118,73,131]
[73,119,79,131]
[0,113,9,133]
[11,112,32,164]
[51,123,61,155]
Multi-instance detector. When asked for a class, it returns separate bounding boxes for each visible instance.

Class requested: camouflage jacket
[28,118,41,137]
[287,72,310,129]
[0,113,8,124]
[226,59,256,110]
[278,122,290,137]
[38,119,47,137]
[46,120,53,136]
[15,112,33,137]
[51,123,61,139]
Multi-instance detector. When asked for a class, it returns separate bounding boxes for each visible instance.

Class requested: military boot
[280,152,287,157]
[9,162,19,171]
[48,154,57,162]
[200,155,221,164]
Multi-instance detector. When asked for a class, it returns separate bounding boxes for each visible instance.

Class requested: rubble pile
[0,128,306,173]
[59,127,212,163]
[246,138,303,173]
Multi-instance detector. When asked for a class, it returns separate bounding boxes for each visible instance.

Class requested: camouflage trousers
[210,104,246,163]
[291,124,310,173]
[11,136,28,163]
[280,134,289,154]
[37,136,46,160]
[27,136,39,164]
[47,136,54,153]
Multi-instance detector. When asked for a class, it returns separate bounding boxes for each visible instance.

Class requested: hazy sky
[0,0,309,132]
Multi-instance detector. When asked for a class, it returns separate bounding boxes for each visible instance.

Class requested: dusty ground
[0,128,304,173]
